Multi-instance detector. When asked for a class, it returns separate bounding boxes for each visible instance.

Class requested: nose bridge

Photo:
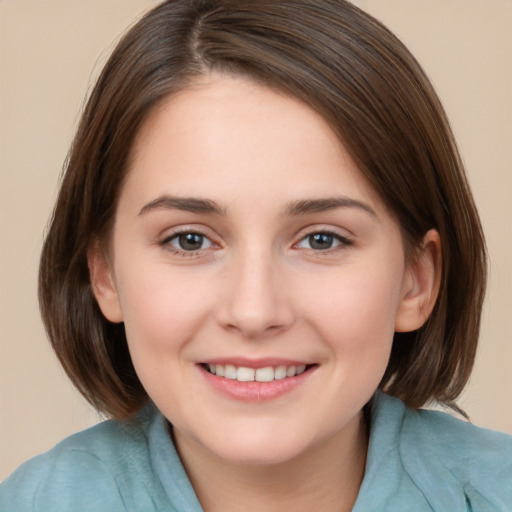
[218,243,293,338]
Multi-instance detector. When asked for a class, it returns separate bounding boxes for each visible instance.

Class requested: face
[92,74,433,466]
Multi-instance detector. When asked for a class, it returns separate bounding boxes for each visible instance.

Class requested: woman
[2,1,510,510]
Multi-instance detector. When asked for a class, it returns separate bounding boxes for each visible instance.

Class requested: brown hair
[39,0,486,418]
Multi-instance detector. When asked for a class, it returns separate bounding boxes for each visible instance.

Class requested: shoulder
[403,399,512,473]
[378,393,512,509]
[0,406,159,512]
[406,402,512,458]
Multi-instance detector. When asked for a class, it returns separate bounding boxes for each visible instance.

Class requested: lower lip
[199,366,316,402]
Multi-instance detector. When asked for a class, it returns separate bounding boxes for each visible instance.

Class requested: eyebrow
[138,194,376,218]
[284,197,377,217]
[138,196,226,216]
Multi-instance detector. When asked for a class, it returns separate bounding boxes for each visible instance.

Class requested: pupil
[310,233,333,250]
[179,233,203,250]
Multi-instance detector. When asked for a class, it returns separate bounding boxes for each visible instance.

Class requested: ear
[395,229,442,333]
[87,241,124,323]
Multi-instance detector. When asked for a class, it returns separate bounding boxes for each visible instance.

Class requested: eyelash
[294,230,353,253]
[160,229,216,257]
[160,228,353,258]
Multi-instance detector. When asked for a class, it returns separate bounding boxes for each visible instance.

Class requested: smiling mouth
[202,363,315,383]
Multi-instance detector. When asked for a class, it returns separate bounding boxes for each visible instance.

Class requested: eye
[165,231,213,252]
[296,231,351,251]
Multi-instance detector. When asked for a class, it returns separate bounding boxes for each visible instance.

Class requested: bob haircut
[39,0,486,419]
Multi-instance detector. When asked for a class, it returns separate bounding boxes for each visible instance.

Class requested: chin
[214,442,304,466]
[198,425,319,466]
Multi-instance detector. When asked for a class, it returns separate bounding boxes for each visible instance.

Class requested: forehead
[123,73,385,214]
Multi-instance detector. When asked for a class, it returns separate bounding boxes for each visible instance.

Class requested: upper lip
[200,357,314,369]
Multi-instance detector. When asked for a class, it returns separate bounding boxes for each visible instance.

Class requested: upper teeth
[208,364,307,382]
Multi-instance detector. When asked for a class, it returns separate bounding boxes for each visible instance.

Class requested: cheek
[114,266,219,408]
[115,264,215,355]
[296,262,404,354]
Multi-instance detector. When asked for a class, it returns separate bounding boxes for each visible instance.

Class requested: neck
[173,413,368,512]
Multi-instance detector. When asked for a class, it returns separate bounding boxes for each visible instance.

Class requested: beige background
[1,0,511,480]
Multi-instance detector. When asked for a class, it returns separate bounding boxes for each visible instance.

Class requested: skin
[90,73,440,512]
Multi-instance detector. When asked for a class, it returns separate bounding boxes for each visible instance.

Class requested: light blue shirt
[2,393,511,511]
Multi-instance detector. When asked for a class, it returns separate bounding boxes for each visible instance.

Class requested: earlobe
[87,241,124,323]
[395,229,442,333]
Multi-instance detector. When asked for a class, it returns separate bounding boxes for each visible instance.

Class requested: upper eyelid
[159,228,216,251]
[164,230,211,241]
[160,225,216,241]
[294,224,354,240]
[295,231,352,247]
[157,224,354,246]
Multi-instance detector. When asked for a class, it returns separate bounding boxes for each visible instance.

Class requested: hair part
[39,0,486,418]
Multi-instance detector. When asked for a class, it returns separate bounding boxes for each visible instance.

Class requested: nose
[216,249,295,339]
